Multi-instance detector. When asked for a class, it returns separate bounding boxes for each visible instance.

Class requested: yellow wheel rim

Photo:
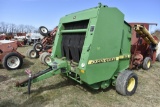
[127,77,135,92]
[147,61,150,68]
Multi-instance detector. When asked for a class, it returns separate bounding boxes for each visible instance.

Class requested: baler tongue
[15,67,52,87]
[16,58,68,88]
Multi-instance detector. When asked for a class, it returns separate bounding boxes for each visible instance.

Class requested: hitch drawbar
[16,67,56,95]
[16,67,53,87]
[16,58,68,87]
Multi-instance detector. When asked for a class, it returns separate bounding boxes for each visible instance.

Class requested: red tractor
[0,40,24,70]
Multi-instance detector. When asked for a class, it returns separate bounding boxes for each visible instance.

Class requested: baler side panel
[84,8,125,84]
[117,22,131,72]
[78,18,98,81]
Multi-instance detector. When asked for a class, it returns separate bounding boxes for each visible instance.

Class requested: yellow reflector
[80,70,85,73]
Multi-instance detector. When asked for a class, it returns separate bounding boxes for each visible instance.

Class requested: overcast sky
[0,0,160,33]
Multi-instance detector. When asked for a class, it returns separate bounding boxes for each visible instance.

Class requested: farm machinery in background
[0,33,27,47]
[153,30,160,61]
[0,40,24,70]
[13,33,27,47]
[26,26,57,65]
[129,23,159,70]
[16,3,159,96]
[0,33,14,40]
[25,33,43,45]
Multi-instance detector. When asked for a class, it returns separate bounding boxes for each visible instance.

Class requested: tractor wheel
[33,42,43,52]
[26,49,39,59]
[142,57,152,70]
[41,52,51,65]
[2,52,23,70]
[157,54,160,62]
[25,48,31,57]
[39,52,48,63]
[116,70,138,96]
[39,26,49,37]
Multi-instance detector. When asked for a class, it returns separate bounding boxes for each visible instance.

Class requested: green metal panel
[80,7,126,84]
[51,7,99,58]
[51,23,63,58]
[116,22,131,73]
[61,29,87,33]
[60,7,98,24]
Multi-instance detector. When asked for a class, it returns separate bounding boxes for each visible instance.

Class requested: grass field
[0,46,160,107]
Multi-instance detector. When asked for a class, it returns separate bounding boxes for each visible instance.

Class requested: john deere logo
[88,55,130,65]
[73,16,76,19]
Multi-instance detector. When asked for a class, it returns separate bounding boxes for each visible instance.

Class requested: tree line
[0,22,38,34]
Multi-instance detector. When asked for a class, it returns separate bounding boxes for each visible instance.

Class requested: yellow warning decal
[88,55,130,65]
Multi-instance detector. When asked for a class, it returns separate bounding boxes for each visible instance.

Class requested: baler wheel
[26,49,39,59]
[157,54,160,62]
[116,70,138,96]
[2,52,23,70]
[39,26,49,37]
[142,57,152,70]
[33,42,43,52]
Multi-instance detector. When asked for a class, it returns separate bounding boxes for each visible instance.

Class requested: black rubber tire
[39,26,49,37]
[142,57,152,70]
[27,49,39,59]
[26,48,34,58]
[26,48,31,58]
[2,52,23,70]
[39,52,47,63]
[41,52,51,65]
[33,42,43,52]
[157,54,160,62]
[116,70,138,96]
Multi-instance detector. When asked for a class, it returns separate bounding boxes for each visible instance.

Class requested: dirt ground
[0,46,160,107]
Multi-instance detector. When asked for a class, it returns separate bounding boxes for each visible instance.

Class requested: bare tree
[30,25,36,33]
[4,23,9,33]
[26,25,36,33]
[18,24,25,33]
[0,22,38,33]
[34,29,39,33]
[0,22,7,33]
[25,25,32,33]
[0,22,13,33]
[7,23,13,33]
[0,22,4,33]
[10,23,16,33]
